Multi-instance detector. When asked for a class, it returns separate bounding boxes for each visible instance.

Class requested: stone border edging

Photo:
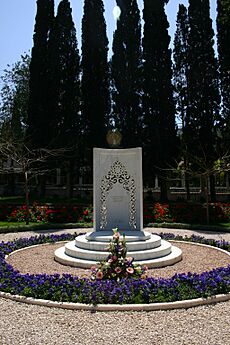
[2,240,230,311]
[172,240,230,258]
[5,241,68,260]
[0,290,229,312]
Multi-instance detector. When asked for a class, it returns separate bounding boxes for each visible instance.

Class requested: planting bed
[0,232,229,310]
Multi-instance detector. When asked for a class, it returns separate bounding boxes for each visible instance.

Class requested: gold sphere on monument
[106,129,122,148]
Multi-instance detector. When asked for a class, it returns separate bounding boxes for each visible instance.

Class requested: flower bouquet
[91,228,148,281]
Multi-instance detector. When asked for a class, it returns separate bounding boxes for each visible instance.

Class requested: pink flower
[115,267,122,274]
[126,267,134,274]
[143,265,148,272]
[126,257,134,263]
[113,232,120,240]
[108,255,117,264]
[91,265,97,273]
[96,271,103,279]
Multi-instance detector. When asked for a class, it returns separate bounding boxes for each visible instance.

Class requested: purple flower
[0,232,229,305]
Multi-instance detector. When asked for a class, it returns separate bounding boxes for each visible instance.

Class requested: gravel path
[0,227,230,345]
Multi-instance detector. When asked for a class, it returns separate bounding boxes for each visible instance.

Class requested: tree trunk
[205,175,210,225]
[24,171,30,225]
[200,176,206,201]
[7,173,15,196]
[66,161,74,200]
[185,172,191,201]
[160,173,168,202]
[209,174,216,202]
[7,158,15,195]
[38,175,46,199]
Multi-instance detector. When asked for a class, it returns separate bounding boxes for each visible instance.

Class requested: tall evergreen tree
[142,0,176,200]
[47,0,80,198]
[111,0,142,148]
[81,0,109,151]
[173,5,190,199]
[173,5,189,134]
[47,0,80,149]
[217,0,230,149]
[187,0,220,200]
[26,0,54,148]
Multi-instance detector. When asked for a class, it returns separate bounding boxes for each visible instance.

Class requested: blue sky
[0,0,217,77]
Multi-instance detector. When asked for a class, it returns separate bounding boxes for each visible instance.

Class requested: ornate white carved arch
[100,160,136,229]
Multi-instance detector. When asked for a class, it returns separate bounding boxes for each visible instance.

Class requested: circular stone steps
[75,233,162,251]
[54,231,182,269]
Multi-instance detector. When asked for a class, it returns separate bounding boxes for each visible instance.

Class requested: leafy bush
[7,204,93,224]
[7,203,48,223]
[4,202,230,225]
[0,205,15,221]
[78,207,93,223]
[144,202,230,225]
[169,203,205,224]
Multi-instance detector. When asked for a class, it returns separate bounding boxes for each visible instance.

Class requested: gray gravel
[0,227,230,345]
[6,241,230,279]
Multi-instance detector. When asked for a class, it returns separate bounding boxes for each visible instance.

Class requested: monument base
[54,231,182,269]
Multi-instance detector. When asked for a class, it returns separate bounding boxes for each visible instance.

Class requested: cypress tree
[173,4,189,135]
[111,0,142,148]
[187,0,220,201]
[142,0,176,200]
[217,0,230,149]
[26,0,54,148]
[47,0,80,149]
[47,0,80,198]
[81,0,109,151]
[173,4,190,199]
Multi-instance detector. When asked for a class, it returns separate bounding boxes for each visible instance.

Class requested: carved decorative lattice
[100,160,136,229]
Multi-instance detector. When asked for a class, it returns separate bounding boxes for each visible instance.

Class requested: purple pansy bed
[0,233,229,305]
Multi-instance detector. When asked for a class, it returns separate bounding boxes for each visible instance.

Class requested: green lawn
[0,221,93,234]
[0,221,229,235]
[218,222,230,229]
[0,196,24,204]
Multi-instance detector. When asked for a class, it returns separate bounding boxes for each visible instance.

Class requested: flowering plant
[7,204,89,224]
[91,228,148,281]
[0,233,229,305]
[78,207,93,223]
[7,203,48,223]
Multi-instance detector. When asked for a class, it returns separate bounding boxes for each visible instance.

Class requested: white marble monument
[94,147,143,232]
[55,147,182,268]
